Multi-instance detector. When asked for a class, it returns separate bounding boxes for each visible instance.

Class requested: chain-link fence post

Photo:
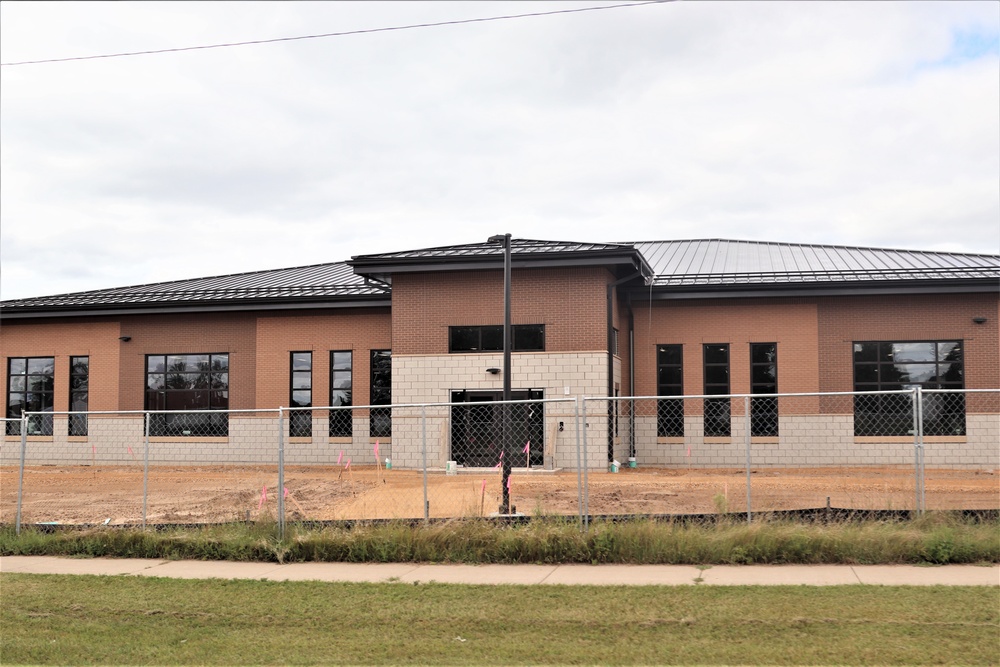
[143,412,151,529]
[15,413,27,535]
[744,395,752,524]
[277,408,285,539]
[422,405,429,521]
[574,397,584,529]
[579,397,590,529]
[914,387,925,515]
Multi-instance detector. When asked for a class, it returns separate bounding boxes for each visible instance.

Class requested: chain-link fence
[2,389,996,534]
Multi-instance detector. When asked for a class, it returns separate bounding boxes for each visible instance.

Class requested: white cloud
[2,1,997,300]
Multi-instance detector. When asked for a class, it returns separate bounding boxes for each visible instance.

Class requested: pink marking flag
[506,476,512,490]
[494,451,504,469]
[337,451,344,466]
[345,458,351,470]
[523,441,530,454]
[284,487,289,498]
[686,446,691,458]
[258,485,267,510]
[481,479,487,494]
[374,440,380,458]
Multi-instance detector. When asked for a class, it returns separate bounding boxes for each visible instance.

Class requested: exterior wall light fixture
[119,336,132,342]
[972,317,987,324]
[486,367,501,375]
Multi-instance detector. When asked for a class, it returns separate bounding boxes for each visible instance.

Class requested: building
[2,238,998,470]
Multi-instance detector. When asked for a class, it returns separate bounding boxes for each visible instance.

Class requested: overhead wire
[1,1,671,67]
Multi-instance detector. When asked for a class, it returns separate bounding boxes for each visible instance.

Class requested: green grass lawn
[2,574,997,665]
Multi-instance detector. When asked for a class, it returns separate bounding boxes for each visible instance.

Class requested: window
[449,325,545,352]
[6,357,54,436]
[329,351,352,437]
[703,344,730,437]
[750,343,778,437]
[69,356,89,436]
[853,341,964,436]
[656,345,684,437]
[145,354,229,436]
[370,350,392,438]
[290,352,311,437]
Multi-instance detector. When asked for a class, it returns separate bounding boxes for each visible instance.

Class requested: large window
[370,350,392,438]
[703,344,730,437]
[290,352,312,438]
[449,325,545,352]
[853,341,964,436]
[750,343,778,437]
[329,351,352,437]
[656,344,684,437]
[6,357,54,436]
[145,354,229,436]
[69,356,89,436]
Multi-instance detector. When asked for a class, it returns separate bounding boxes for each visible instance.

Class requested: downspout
[607,271,642,462]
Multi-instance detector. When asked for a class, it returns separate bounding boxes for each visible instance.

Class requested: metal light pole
[488,233,513,514]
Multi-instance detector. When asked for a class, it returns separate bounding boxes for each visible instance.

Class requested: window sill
[4,435,54,442]
[855,436,968,444]
[288,437,313,444]
[370,438,391,444]
[149,437,228,443]
[329,437,353,444]
[750,437,780,444]
[704,437,732,443]
[657,437,685,444]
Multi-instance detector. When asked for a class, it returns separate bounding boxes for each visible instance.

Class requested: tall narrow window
[145,354,229,436]
[6,357,55,436]
[290,352,312,437]
[329,351,353,437]
[703,344,730,437]
[750,343,778,437]
[69,356,89,436]
[370,350,392,438]
[656,345,684,437]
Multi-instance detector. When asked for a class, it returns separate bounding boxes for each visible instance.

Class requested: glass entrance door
[450,390,544,467]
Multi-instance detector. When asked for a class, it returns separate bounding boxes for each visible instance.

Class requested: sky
[1,1,998,301]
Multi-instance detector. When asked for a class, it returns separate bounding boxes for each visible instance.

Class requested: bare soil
[1,464,996,526]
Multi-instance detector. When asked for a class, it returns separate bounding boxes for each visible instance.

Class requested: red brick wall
[390,267,613,355]
[1,319,121,413]
[817,293,1000,393]
[255,308,392,409]
[630,299,820,400]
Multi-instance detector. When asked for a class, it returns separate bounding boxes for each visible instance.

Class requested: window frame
[370,349,392,439]
[329,350,353,437]
[144,353,230,437]
[853,340,965,437]
[69,355,89,436]
[703,343,731,437]
[289,351,312,438]
[750,343,778,437]
[656,344,684,437]
[6,356,55,436]
[448,325,545,353]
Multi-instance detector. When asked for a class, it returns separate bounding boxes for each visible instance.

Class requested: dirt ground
[1,464,997,526]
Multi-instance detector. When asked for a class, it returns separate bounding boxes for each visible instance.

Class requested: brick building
[2,238,998,470]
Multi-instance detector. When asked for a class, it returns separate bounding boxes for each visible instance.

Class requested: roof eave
[630,278,1000,301]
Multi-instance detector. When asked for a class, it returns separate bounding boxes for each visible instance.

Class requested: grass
[2,513,998,565]
[2,574,998,665]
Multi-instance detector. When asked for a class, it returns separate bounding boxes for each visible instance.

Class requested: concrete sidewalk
[2,556,997,586]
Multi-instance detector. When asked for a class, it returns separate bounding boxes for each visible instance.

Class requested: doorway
[450,390,544,468]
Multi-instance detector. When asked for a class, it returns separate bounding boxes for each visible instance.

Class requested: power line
[1,1,670,67]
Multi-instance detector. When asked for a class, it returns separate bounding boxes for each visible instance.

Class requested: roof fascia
[351,251,650,277]
[628,279,1000,301]
[0,297,392,320]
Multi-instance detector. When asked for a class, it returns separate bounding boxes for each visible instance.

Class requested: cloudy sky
[1,1,998,301]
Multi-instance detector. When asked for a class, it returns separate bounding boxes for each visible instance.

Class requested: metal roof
[1,238,996,317]
[0,262,389,316]
[633,239,1000,286]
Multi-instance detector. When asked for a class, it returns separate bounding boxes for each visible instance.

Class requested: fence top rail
[589,390,922,402]
[285,397,579,412]
[19,408,283,417]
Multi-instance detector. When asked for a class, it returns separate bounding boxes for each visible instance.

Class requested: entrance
[450,390,544,468]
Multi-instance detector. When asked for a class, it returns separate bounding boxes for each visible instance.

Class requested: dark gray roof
[2,238,996,317]
[634,239,1000,287]
[0,262,389,317]
[348,238,651,281]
